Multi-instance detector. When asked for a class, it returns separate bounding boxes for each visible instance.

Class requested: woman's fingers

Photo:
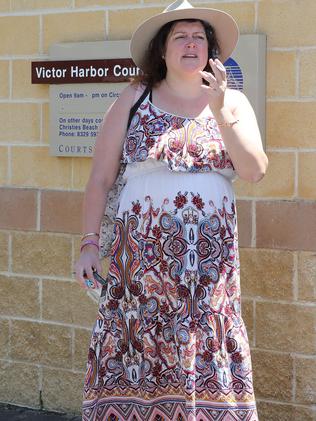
[74,263,86,282]
[74,256,101,289]
[199,59,227,94]
[199,69,216,85]
[210,58,227,82]
[94,259,103,274]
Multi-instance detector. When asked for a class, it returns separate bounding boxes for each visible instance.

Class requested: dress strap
[127,85,150,130]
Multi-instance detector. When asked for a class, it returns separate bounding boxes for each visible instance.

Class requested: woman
[75,0,268,420]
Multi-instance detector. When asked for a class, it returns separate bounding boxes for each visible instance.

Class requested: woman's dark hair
[133,19,220,88]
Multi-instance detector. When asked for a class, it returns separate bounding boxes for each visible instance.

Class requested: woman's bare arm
[215,88,268,183]
[201,59,268,182]
[75,84,137,285]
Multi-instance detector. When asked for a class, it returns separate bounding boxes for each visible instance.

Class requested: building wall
[0,0,315,419]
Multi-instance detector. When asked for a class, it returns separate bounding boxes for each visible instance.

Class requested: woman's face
[164,20,209,76]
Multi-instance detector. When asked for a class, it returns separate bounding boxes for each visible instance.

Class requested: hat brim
[130,7,239,70]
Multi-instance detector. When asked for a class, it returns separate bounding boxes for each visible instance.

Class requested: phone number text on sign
[58,117,101,138]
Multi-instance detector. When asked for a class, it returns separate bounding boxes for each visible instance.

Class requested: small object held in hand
[92,270,107,286]
[85,279,94,288]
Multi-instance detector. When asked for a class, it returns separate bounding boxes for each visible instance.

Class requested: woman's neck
[164,73,204,100]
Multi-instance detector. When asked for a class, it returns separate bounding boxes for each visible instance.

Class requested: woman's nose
[186,39,196,48]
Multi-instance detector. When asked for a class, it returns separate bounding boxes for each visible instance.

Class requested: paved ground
[0,404,81,421]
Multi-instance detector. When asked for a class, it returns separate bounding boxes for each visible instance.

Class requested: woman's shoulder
[116,83,138,105]
[104,83,139,122]
[225,87,247,102]
[111,83,147,112]
[225,88,252,112]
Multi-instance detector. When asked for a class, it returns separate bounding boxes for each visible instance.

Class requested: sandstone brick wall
[0,0,315,419]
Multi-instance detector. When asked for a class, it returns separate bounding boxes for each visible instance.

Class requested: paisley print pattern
[82,92,258,420]
[123,97,235,177]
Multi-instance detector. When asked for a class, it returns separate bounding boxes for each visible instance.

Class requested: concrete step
[0,404,81,421]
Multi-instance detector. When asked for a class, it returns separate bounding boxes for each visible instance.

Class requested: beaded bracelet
[217,119,239,128]
[81,232,100,242]
[80,240,100,253]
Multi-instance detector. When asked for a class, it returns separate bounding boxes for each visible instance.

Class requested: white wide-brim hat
[130,0,239,70]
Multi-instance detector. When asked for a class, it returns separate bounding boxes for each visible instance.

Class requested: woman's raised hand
[199,58,227,111]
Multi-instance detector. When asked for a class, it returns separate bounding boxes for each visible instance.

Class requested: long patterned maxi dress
[82,92,258,421]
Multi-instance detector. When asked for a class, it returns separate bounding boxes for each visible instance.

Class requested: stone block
[0,361,40,408]
[0,146,8,185]
[256,201,316,251]
[240,248,294,300]
[42,367,83,414]
[234,152,295,198]
[0,274,40,318]
[43,12,105,53]
[12,232,72,277]
[300,50,316,97]
[0,103,40,143]
[11,320,72,368]
[240,299,254,346]
[74,234,82,263]
[0,61,9,98]
[73,328,91,371]
[295,356,316,404]
[258,0,316,47]
[197,2,255,33]
[236,200,252,248]
[266,51,296,97]
[12,60,49,100]
[42,279,98,327]
[77,0,137,5]
[72,157,92,190]
[257,401,315,421]
[11,0,72,10]
[256,302,316,354]
[252,349,293,401]
[0,16,39,55]
[0,319,10,359]
[42,103,49,144]
[12,147,72,189]
[41,190,83,234]
[0,187,37,230]
[109,7,162,39]
[298,152,316,200]
[267,102,316,148]
[0,231,8,271]
[298,252,316,302]
[0,1,10,12]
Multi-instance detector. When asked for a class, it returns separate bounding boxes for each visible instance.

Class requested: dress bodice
[122,91,236,180]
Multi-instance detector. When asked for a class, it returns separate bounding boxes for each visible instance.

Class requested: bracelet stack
[80,232,100,253]
[81,232,99,241]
